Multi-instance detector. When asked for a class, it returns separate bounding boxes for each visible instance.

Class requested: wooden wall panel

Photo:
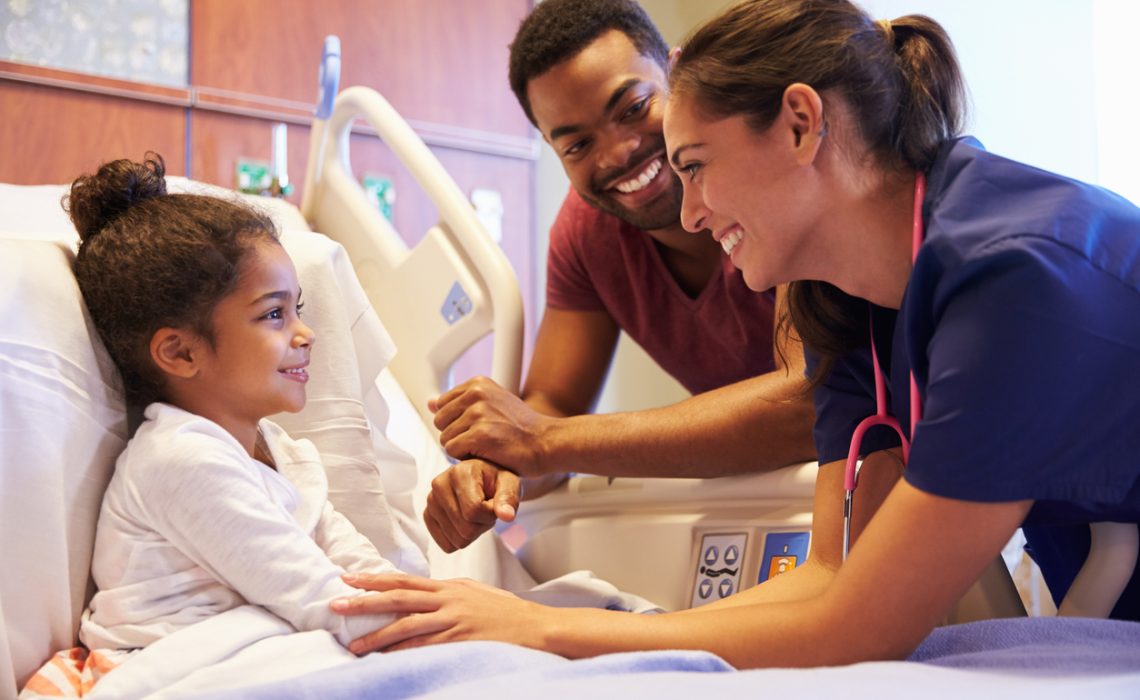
[190,0,533,140]
[2,0,539,372]
[0,80,186,185]
[188,110,310,198]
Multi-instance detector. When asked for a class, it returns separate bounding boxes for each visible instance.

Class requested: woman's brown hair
[671,0,966,383]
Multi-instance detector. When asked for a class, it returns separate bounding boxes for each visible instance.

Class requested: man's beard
[581,136,684,231]
[581,170,684,231]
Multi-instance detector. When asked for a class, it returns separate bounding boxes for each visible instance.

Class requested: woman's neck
[819,167,918,310]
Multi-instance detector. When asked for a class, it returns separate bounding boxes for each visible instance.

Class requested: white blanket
[60,571,659,699]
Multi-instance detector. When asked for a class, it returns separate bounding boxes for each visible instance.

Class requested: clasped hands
[423,377,554,552]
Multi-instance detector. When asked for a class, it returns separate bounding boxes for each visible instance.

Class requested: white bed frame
[300,85,524,429]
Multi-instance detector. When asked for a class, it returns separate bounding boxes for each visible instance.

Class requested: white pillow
[0,238,128,696]
[0,183,81,246]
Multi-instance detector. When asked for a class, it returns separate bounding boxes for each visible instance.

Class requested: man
[423,0,816,552]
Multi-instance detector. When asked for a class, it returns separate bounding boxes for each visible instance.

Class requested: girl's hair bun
[66,152,168,242]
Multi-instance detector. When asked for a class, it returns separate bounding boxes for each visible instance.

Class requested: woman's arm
[678,451,904,612]
[336,481,1028,667]
[545,482,1029,666]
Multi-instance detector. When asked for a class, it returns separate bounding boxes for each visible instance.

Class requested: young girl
[65,154,398,657]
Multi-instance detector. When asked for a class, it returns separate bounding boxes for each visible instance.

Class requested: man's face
[527,30,682,232]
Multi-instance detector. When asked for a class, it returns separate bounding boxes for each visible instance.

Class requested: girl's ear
[149,328,202,379]
[780,82,826,165]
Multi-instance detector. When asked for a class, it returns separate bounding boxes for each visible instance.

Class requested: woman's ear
[667,46,682,72]
[780,83,826,165]
[150,328,202,379]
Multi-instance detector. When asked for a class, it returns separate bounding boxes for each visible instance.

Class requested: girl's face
[191,241,313,433]
[663,93,817,292]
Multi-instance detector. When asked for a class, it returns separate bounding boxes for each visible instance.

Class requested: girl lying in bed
[22,154,396,696]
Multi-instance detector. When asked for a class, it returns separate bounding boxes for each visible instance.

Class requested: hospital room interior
[2,0,1139,698]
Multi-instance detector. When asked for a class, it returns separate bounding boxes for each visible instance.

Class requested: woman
[333,0,1140,668]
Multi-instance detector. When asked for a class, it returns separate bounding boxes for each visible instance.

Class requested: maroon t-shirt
[546,190,776,395]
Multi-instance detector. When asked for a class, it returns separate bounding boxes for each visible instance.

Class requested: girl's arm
[139,445,395,647]
[313,502,401,575]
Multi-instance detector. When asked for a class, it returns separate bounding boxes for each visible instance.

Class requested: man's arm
[432,286,815,478]
[421,306,620,551]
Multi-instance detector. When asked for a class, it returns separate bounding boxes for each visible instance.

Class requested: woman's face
[663,93,816,292]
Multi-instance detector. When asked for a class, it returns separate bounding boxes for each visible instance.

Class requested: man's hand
[423,458,520,552]
[429,376,553,477]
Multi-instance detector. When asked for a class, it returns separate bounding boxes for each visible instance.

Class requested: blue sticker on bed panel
[441,282,473,324]
[758,531,810,582]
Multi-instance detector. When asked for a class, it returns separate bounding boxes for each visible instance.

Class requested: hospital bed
[2,58,1139,698]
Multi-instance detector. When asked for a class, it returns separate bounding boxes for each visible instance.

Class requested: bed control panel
[440,281,473,324]
[757,531,811,583]
[688,529,812,608]
[690,532,748,608]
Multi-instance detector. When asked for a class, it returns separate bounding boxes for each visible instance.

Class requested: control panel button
[725,545,740,565]
[690,533,747,609]
[757,531,811,584]
[718,579,734,598]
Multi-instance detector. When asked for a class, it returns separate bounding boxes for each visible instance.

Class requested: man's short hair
[509,0,669,127]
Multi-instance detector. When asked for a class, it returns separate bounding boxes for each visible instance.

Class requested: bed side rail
[302,86,523,429]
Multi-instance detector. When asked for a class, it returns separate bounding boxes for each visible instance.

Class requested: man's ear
[149,327,203,379]
[780,83,826,165]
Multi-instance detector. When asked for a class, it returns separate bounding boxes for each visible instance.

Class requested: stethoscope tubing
[841,172,926,561]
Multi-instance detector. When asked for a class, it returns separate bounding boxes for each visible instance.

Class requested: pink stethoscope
[840,172,926,561]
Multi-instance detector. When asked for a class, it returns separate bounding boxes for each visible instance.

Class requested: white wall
[534,0,1135,413]
[1093,0,1140,204]
[860,0,1098,182]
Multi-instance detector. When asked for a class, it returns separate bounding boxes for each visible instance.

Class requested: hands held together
[423,377,561,551]
[429,376,552,478]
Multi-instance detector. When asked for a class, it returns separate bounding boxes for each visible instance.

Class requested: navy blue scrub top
[808,137,1140,619]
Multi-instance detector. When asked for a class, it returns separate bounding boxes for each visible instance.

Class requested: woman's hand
[331,573,546,654]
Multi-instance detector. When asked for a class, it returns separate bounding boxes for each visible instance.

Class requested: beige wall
[636,0,735,44]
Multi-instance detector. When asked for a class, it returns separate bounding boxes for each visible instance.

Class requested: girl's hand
[331,573,544,655]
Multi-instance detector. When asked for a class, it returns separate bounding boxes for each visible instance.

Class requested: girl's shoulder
[117,403,249,481]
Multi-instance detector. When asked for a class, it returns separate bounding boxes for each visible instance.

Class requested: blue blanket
[208,618,1140,699]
